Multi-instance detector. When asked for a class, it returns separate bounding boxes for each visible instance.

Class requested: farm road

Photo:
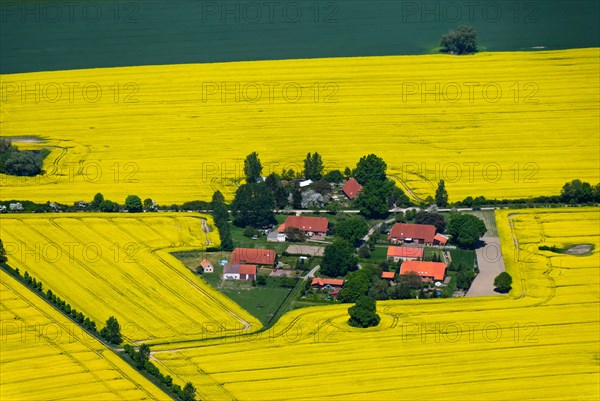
[466,237,506,297]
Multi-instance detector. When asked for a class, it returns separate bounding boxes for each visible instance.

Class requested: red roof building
[223,264,257,281]
[381,271,395,280]
[200,258,214,273]
[311,278,345,288]
[387,246,424,261]
[434,233,449,245]
[280,216,329,237]
[231,248,276,266]
[400,260,447,282]
[388,223,436,244]
[342,178,363,200]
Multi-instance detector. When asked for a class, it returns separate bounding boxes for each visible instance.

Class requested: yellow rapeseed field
[0,270,169,401]
[1,48,598,203]
[0,213,260,344]
[152,207,599,401]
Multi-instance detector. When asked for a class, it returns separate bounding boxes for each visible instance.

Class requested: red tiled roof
[284,216,329,233]
[387,246,424,258]
[381,271,395,279]
[342,178,363,200]
[434,233,449,244]
[239,264,257,275]
[311,278,345,287]
[231,248,276,265]
[389,223,436,243]
[401,261,447,281]
[200,259,212,268]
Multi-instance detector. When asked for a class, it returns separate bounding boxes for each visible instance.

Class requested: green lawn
[449,248,477,270]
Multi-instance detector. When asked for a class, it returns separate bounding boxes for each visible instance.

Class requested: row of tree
[123,344,197,401]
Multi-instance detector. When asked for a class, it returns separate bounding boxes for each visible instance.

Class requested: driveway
[466,237,506,297]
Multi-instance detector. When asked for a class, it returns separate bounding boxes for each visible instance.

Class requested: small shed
[200,258,214,273]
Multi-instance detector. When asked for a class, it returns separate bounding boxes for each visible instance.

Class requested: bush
[494,272,512,293]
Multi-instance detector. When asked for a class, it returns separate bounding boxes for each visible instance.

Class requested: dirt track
[466,237,506,297]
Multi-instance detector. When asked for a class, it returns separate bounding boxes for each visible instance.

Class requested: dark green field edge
[1,0,599,74]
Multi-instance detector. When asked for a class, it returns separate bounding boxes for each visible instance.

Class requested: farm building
[342,178,363,200]
[433,233,449,246]
[285,245,325,257]
[278,216,329,238]
[387,246,424,262]
[200,258,214,273]
[388,223,436,245]
[381,271,395,280]
[223,264,257,281]
[267,231,287,242]
[311,278,345,289]
[400,260,447,282]
[231,248,276,266]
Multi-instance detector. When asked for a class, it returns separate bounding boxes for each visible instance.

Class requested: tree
[125,195,143,213]
[143,198,155,211]
[435,180,449,207]
[182,382,197,401]
[369,278,389,300]
[292,188,303,209]
[356,180,393,218]
[323,169,344,183]
[136,343,151,369]
[99,200,119,212]
[211,190,225,205]
[335,218,369,246]
[0,239,7,263]
[353,154,387,185]
[456,269,475,290]
[100,316,122,345]
[348,295,380,328]
[389,186,412,208]
[343,166,352,179]
[231,183,276,228]
[494,272,512,293]
[256,275,267,286]
[265,173,289,209]
[440,25,478,55]
[358,244,371,259]
[321,239,357,277]
[397,271,422,290]
[560,179,595,203]
[447,214,487,248]
[91,192,104,209]
[338,269,372,303]
[415,211,447,232]
[243,152,263,183]
[284,227,305,242]
[303,152,323,180]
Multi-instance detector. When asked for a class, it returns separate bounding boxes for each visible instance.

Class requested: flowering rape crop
[0,214,260,344]
[0,270,170,401]
[1,48,598,204]
[150,207,599,400]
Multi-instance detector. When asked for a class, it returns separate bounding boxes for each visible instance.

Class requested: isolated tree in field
[125,195,143,212]
[354,154,387,185]
[303,152,324,180]
[321,239,357,277]
[435,180,449,207]
[100,316,122,345]
[415,211,447,232]
[335,218,369,246]
[447,213,487,248]
[244,152,263,183]
[0,239,7,263]
[348,295,380,328]
[440,25,478,55]
[231,183,275,227]
[494,272,513,293]
[91,192,104,209]
[182,382,197,401]
[136,343,151,369]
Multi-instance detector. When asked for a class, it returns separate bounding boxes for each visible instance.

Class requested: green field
[1,0,598,73]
